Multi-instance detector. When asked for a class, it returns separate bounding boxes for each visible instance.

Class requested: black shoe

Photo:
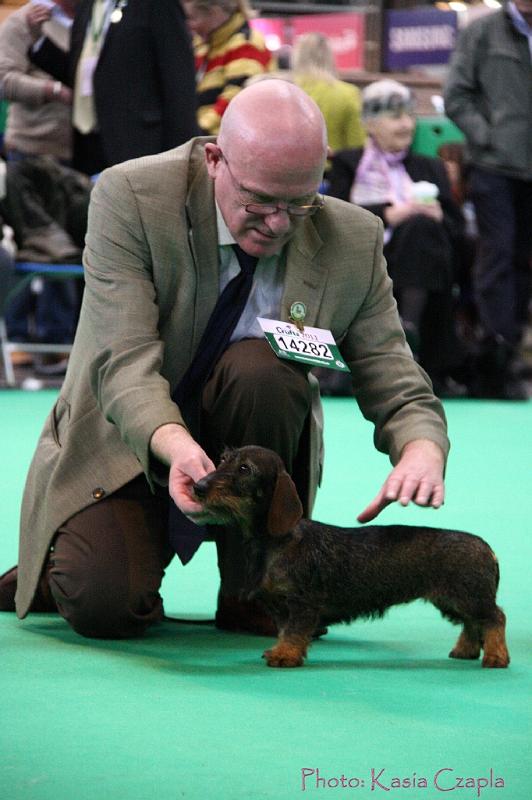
[498,378,530,401]
[509,357,532,381]
[0,566,17,611]
[469,335,530,400]
[215,596,279,636]
[0,565,57,613]
[216,596,328,639]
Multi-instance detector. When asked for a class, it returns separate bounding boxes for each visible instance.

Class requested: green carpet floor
[1,391,530,800]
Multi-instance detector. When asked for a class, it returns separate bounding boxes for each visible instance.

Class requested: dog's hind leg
[427,595,482,661]
[449,621,482,661]
[481,607,510,668]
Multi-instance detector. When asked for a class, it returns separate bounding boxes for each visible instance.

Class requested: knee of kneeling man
[48,568,157,639]
[236,356,311,398]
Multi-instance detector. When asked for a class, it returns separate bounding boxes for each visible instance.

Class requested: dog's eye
[238,463,251,475]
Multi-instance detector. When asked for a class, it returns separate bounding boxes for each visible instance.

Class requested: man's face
[366,112,415,154]
[514,0,532,24]
[205,143,323,257]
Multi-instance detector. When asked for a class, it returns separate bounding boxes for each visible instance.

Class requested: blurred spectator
[328,80,468,398]
[183,0,273,135]
[0,157,91,371]
[0,2,80,368]
[0,1,75,162]
[292,33,365,176]
[444,0,532,399]
[28,0,198,176]
[437,142,479,344]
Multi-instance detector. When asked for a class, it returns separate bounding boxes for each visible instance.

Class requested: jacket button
[92,487,106,500]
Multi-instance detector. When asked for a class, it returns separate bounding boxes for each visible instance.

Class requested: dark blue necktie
[168,244,259,564]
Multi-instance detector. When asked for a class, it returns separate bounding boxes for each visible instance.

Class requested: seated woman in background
[184,0,274,135]
[291,33,365,180]
[328,79,468,397]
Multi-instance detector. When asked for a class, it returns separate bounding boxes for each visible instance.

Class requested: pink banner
[292,14,365,71]
[251,13,365,71]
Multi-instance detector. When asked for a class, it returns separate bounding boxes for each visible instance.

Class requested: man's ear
[204,142,222,178]
[267,471,303,536]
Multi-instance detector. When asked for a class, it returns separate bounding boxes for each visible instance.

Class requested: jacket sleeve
[150,0,199,148]
[0,14,49,105]
[28,36,69,85]
[443,24,490,149]
[83,168,185,483]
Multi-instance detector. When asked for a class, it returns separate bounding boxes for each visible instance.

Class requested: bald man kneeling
[3,81,449,641]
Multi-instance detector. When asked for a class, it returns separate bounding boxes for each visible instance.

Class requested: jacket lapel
[281,218,326,328]
[185,159,220,354]
[182,154,327,354]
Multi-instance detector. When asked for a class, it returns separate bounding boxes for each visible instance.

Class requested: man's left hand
[357,439,445,523]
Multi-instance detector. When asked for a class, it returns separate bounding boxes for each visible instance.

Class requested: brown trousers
[47,340,313,638]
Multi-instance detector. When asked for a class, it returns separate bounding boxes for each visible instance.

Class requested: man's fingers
[358,479,445,523]
[357,493,392,523]
[397,476,420,506]
[383,478,401,502]
[428,483,445,509]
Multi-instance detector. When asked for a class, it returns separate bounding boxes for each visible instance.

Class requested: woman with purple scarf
[328,80,467,397]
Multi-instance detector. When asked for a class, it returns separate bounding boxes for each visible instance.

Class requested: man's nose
[264,207,292,235]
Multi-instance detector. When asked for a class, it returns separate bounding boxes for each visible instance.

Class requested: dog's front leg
[263,602,320,668]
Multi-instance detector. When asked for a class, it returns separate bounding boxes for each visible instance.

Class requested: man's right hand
[150,423,215,519]
[44,81,72,105]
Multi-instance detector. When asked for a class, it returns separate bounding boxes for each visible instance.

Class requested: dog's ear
[267,470,303,536]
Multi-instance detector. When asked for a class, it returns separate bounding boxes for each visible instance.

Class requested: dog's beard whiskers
[200,493,254,529]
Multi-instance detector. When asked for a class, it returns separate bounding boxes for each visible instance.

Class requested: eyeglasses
[220,152,324,218]
[363,93,415,119]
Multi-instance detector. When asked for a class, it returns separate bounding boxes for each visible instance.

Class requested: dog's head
[193,446,303,537]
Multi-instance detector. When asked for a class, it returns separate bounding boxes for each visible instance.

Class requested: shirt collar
[215,202,236,246]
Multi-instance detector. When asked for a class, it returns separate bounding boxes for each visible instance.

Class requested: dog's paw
[482,652,510,668]
[262,646,304,668]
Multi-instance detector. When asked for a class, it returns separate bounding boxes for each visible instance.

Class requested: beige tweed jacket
[15,137,449,618]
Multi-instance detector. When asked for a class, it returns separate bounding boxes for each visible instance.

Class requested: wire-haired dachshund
[193,446,510,669]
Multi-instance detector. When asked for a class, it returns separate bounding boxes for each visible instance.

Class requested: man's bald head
[218,80,327,180]
[204,80,328,257]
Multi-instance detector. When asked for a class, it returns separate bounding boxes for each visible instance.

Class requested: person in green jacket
[444,1,532,400]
